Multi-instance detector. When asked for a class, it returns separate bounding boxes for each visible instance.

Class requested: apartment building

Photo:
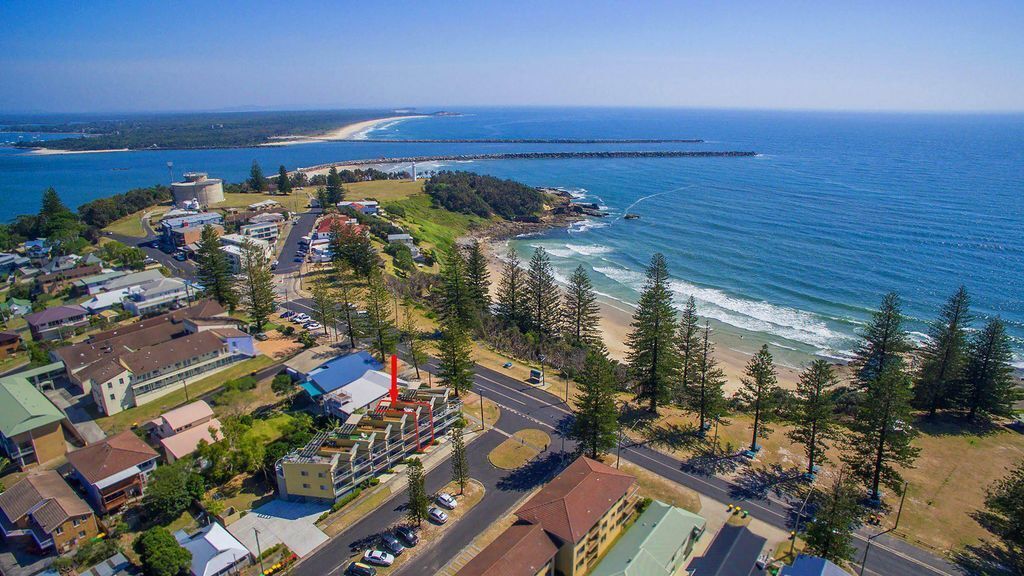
[458,457,639,576]
[0,470,99,553]
[219,234,273,273]
[276,386,461,503]
[54,300,254,415]
[240,221,281,244]
[151,400,222,463]
[122,277,190,316]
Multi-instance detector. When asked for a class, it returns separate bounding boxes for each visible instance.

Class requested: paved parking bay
[227,499,330,558]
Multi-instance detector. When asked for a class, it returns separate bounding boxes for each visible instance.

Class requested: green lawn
[102,207,165,238]
[95,355,277,433]
[345,179,424,202]
[246,413,294,443]
[391,193,489,254]
[212,191,310,214]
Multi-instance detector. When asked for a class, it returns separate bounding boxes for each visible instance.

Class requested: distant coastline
[261,115,431,146]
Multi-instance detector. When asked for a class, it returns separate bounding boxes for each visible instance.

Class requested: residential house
[72,270,128,295]
[312,214,357,241]
[0,252,31,275]
[339,200,379,215]
[249,212,285,225]
[320,370,407,421]
[276,386,461,503]
[36,264,103,295]
[590,500,706,576]
[0,470,99,553]
[0,331,21,359]
[458,457,639,576]
[386,233,421,259]
[67,430,159,514]
[779,555,850,576]
[25,239,51,262]
[79,270,174,314]
[248,199,281,212]
[25,305,89,341]
[0,375,70,469]
[151,400,222,463]
[685,524,767,576]
[291,350,384,406]
[53,300,254,415]
[1,297,32,318]
[175,522,250,576]
[78,552,135,576]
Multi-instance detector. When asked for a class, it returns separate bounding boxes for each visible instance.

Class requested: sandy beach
[481,240,802,393]
[27,147,131,155]
[263,114,429,146]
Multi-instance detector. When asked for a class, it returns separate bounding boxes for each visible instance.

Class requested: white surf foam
[568,219,610,234]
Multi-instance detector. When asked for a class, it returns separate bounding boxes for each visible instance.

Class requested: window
[301,470,308,476]
[109,394,115,400]
[317,472,325,478]
[78,530,86,537]
[107,382,112,389]
[73,518,81,526]
[302,483,310,489]
[55,526,63,535]
[320,485,327,490]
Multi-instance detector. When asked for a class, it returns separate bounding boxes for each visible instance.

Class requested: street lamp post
[790,476,817,558]
[859,481,908,576]
[254,528,264,574]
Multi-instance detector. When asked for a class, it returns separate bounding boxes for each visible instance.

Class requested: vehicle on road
[428,507,449,524]
[380,532,405,556]
[362,550,394,567]
[436,493,457,510]
[345,562,377,576]
[394,525,418,547]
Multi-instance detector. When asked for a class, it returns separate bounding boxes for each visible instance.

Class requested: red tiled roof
[456,523,558,576]
[67,431,158,485]
[315,214,353,234]
[515,456,637,543]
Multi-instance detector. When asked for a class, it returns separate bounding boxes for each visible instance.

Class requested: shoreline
[477,236,803,394]
[27,147,131,156]
[262,115,430,146]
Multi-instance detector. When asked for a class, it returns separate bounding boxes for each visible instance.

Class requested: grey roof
[779,555,849,576]
[101,269,165,291]
[80,552,136,576]
[24,304,87,327]
[686,524,766,576]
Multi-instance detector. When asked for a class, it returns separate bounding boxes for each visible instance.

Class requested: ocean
[2,108,1022,368]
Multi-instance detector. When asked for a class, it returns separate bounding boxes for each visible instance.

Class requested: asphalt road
[275,209,319,274]
[280,296,965,575]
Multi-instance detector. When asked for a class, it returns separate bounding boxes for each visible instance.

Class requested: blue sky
[1,0,1022,113]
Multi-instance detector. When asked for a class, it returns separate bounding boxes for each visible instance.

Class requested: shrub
[330,487,363,512]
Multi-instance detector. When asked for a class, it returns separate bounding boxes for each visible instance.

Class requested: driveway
[227,499,330,558]
[44,384,106,444]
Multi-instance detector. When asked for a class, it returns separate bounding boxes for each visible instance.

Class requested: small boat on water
[624,213,641,220]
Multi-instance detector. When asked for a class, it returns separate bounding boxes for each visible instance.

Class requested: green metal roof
[590,500,707,576]
[0,375,65,438]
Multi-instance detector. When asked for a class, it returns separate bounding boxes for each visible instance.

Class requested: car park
[345,562,377,576]
[436,493,457,510]
[362,550,394,567]
[395,525,419,547]
[380,532,405,556]
[428,507,448,524]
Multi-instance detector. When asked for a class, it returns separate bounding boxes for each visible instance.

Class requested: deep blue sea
[2,108,1022,368]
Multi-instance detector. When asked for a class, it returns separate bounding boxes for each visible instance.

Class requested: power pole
[859,481,908,576]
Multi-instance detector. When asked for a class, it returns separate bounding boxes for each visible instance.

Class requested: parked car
[271,260,279,270]
[395,525,419,547]
[174,252,187,261]
[362,550,394,567]
[345,562,377,576]
[428,507,448,524]
[436,493,457,510]
[380,532,405,556]
[254,332,269,341]
[293,313,310,322]
[294,256,304,262]
[304,322,323,330]
[280,310,295,319]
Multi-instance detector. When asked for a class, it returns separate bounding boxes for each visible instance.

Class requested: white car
[304,322,323,330]
[292,314,310,323]
[435,493,457,510]
[428,507,448,524]
[362,550,394,567]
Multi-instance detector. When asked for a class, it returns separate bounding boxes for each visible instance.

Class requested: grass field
[618,460,702,514]
[345,179,424,202]
[487,429,550,470]
[95,355,277,433]
[213,191,310,213]
[103,207,165,237]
